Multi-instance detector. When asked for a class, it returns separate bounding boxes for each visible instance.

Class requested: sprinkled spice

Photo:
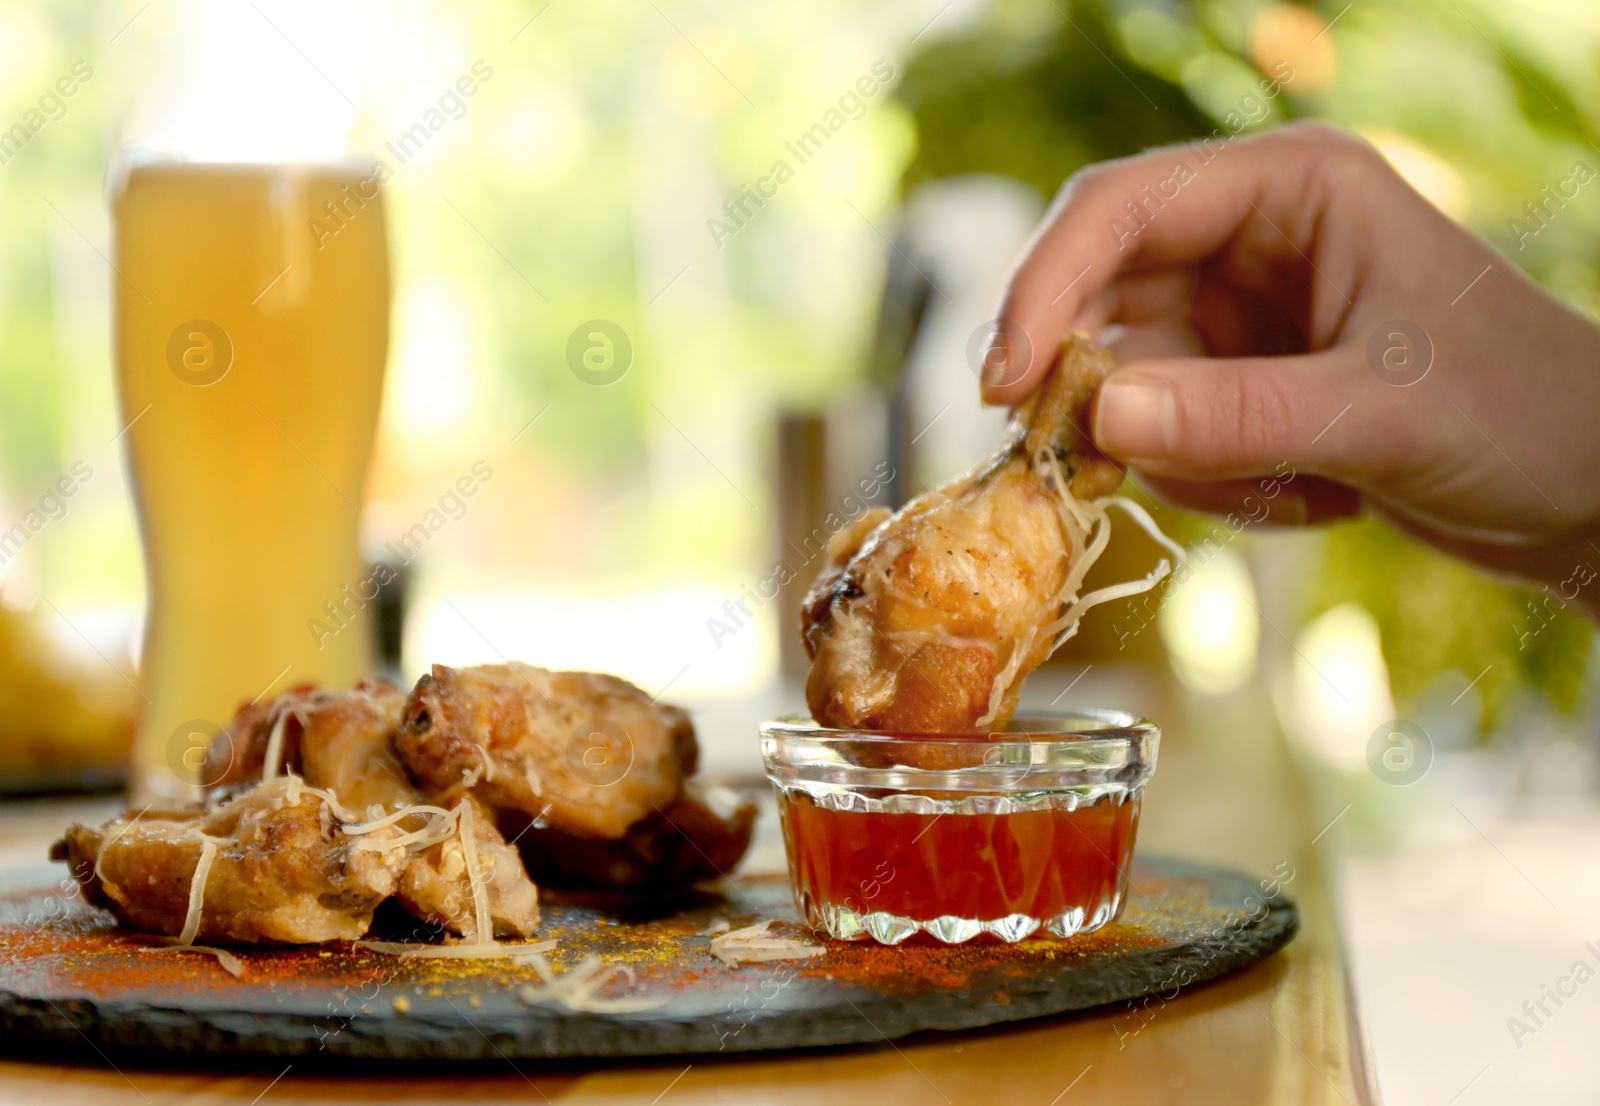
[0,866,1281,1022]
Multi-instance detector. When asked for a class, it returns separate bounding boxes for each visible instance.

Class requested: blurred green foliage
[896,0,1598,733]
[1307,520,1593,729]
[899,8,1214,196]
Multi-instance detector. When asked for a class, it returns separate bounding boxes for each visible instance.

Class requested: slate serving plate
[0,856,1295,1063]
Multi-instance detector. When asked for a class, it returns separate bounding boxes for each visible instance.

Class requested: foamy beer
[113,161,389,802]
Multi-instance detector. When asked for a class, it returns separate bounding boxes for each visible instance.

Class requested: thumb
[1090,351,1376,483]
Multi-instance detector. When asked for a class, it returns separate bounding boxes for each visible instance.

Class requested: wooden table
[0,682,1374,1104]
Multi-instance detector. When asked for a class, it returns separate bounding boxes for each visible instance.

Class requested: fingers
[983,121,1372,404]
[1104,317,1208,364]
[1076,268,1199,334]
[1135,472,1362,527]
[1090,348,1379,484]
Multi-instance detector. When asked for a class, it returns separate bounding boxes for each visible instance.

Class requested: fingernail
[1095,373,1178,459]
[980,335,1011,388]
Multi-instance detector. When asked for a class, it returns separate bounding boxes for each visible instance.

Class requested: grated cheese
[343,802,458,853]
[977,452,1184,726]
[161,776,511,963]
[176,838,218,946]
[1048,495,1182,634]
[473,741,496,782]
[153,836,246,976]
[342,804,455,835]
[456,800,494,943]
[155,748,539,964]
[260,709,291,781]
[284,778,359,823]
[348,796,504,953]
[515,953,667,1014]
[145,943,245,977]
[709,920,826,966]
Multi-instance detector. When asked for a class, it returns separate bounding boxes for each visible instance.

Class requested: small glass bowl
[760,709,1159,945]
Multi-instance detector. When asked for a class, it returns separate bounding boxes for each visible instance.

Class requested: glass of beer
[113,160,389,803]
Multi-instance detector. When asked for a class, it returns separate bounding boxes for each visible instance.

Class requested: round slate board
[0,855,1295,1063]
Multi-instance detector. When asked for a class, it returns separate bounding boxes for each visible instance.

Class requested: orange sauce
[780,793,1140,924]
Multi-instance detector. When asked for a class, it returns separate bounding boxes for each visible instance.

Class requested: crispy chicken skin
[398,792,541,939]
[52,778,406,944]
[802,336,1123,733]
[204,683,541,939]
[507,779,758,892]
[396,663,698,840]
[53,665,741,946]
[205,681,413,811]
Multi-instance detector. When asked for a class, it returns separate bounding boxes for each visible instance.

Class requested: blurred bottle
[113,160,389,802]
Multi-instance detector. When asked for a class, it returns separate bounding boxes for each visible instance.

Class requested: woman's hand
[985,122,1600,614]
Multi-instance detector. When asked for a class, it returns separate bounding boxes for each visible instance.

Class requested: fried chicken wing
[53,777,406,944]
[507,779,758,891]
[53,663,743,947]
[395,663,698,840]
[204,683,541,939]
[205,681,413,810]
[398,792,541,939]
[802,336,1144,733]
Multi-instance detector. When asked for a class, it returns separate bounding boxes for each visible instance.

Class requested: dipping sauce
[779,790,1139,938]
[761,709,1159,944]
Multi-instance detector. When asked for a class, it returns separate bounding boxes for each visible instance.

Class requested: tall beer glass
[113,162,389,802]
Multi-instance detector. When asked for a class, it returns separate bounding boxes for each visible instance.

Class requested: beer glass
[113,161,389,802]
